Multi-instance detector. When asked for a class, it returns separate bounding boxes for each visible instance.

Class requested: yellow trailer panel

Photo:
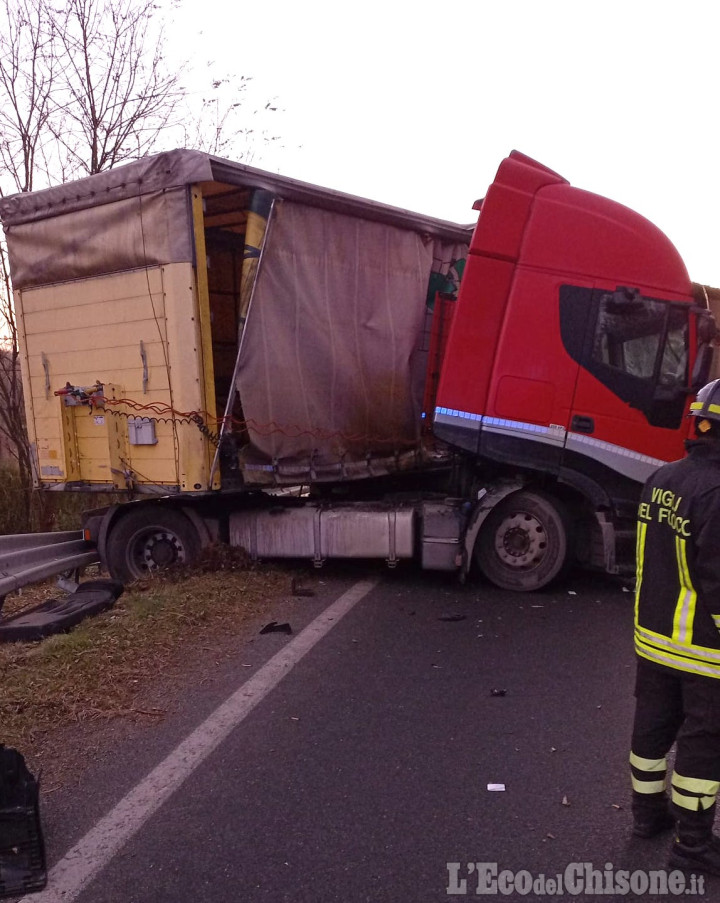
[16,262,216,491]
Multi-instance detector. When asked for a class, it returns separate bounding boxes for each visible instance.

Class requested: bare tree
[0,0,53,524]
[49,0,184,176]
[0,0,56,192]
[181,72,280,164]
[0,242,34,520]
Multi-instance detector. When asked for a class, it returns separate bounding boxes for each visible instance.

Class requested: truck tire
[474,490,569,591]
[104,506,201,583]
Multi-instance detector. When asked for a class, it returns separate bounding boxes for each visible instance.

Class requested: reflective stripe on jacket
[635,440,720,678]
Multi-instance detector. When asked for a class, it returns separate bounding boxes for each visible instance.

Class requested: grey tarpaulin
[0,150,215,289]
[0,149,472,291]
[3,189,197,289]
[235,200,468,477]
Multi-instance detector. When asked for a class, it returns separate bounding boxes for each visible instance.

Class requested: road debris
[0,580,124,643]
[259,621,293,635]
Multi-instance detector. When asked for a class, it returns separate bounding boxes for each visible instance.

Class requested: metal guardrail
[0,531,100,598]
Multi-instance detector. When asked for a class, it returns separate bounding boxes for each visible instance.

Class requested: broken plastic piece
[490,689,507,697]
[0,581,123,643]
[259,621,293,635]
[487,783,506,792]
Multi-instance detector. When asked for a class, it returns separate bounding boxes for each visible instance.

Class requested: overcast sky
[171,0,720,287]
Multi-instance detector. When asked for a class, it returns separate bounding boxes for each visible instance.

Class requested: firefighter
[630,377,720,874]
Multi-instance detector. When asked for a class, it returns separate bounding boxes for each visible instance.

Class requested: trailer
[0,150,715,590]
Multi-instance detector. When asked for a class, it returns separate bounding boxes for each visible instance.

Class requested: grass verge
[0,553,292,766]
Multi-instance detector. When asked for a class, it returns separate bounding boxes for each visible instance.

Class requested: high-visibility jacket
[635,439,720,679]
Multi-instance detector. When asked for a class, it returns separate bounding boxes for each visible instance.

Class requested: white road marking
[23,578,379,903]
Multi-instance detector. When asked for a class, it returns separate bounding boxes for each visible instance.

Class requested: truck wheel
[474,491,569,591]
[105,506,201,582]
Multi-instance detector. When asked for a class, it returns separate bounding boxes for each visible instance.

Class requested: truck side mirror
[690,344,715,393]
[687,309,718,392]
[697,309,718,346]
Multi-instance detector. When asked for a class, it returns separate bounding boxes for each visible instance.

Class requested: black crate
[0,748,46,898]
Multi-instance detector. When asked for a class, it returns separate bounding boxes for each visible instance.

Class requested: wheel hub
[495,512,547,568]
[140,531,184,570]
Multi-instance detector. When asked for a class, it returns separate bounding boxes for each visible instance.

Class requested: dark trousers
[631,657,720,840]
[632,658,720,782]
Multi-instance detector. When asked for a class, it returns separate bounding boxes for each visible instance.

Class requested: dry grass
[0,547,293,766]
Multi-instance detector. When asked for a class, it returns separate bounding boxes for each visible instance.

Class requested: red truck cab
[434,151,714,498]
[428,152,716,589]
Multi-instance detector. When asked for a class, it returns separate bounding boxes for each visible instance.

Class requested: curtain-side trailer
[0,150,715,590]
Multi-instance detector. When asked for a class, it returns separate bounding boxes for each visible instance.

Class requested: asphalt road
[28,565,718,902]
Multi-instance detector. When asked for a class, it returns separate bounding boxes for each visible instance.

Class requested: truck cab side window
[593,294,662,379]
[591,292,688,388]
[589,291,689,427]
[559,285,691,430]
